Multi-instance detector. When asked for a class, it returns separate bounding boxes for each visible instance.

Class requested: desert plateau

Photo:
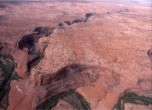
[0,0,152,110]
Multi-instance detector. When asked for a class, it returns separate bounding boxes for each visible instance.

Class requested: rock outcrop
[8,64,102,110]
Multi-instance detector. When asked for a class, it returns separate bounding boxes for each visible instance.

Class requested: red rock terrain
[0,0,152,110]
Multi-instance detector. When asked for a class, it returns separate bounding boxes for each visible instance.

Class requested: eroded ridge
[8,64,106,110]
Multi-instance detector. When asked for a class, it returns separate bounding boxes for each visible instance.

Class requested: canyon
[0,0,152,110]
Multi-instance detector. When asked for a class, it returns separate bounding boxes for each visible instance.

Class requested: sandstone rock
[12,49,29,78]
[8,64,102,109]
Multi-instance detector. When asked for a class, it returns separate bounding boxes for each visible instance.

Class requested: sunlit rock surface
[0,0,151,110]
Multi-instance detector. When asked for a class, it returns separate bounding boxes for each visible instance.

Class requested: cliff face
[0,1,152,110]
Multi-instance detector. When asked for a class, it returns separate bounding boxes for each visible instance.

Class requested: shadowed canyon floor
[0,0,152,110]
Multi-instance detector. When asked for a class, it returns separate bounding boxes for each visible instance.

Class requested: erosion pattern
[0,1,152,110]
